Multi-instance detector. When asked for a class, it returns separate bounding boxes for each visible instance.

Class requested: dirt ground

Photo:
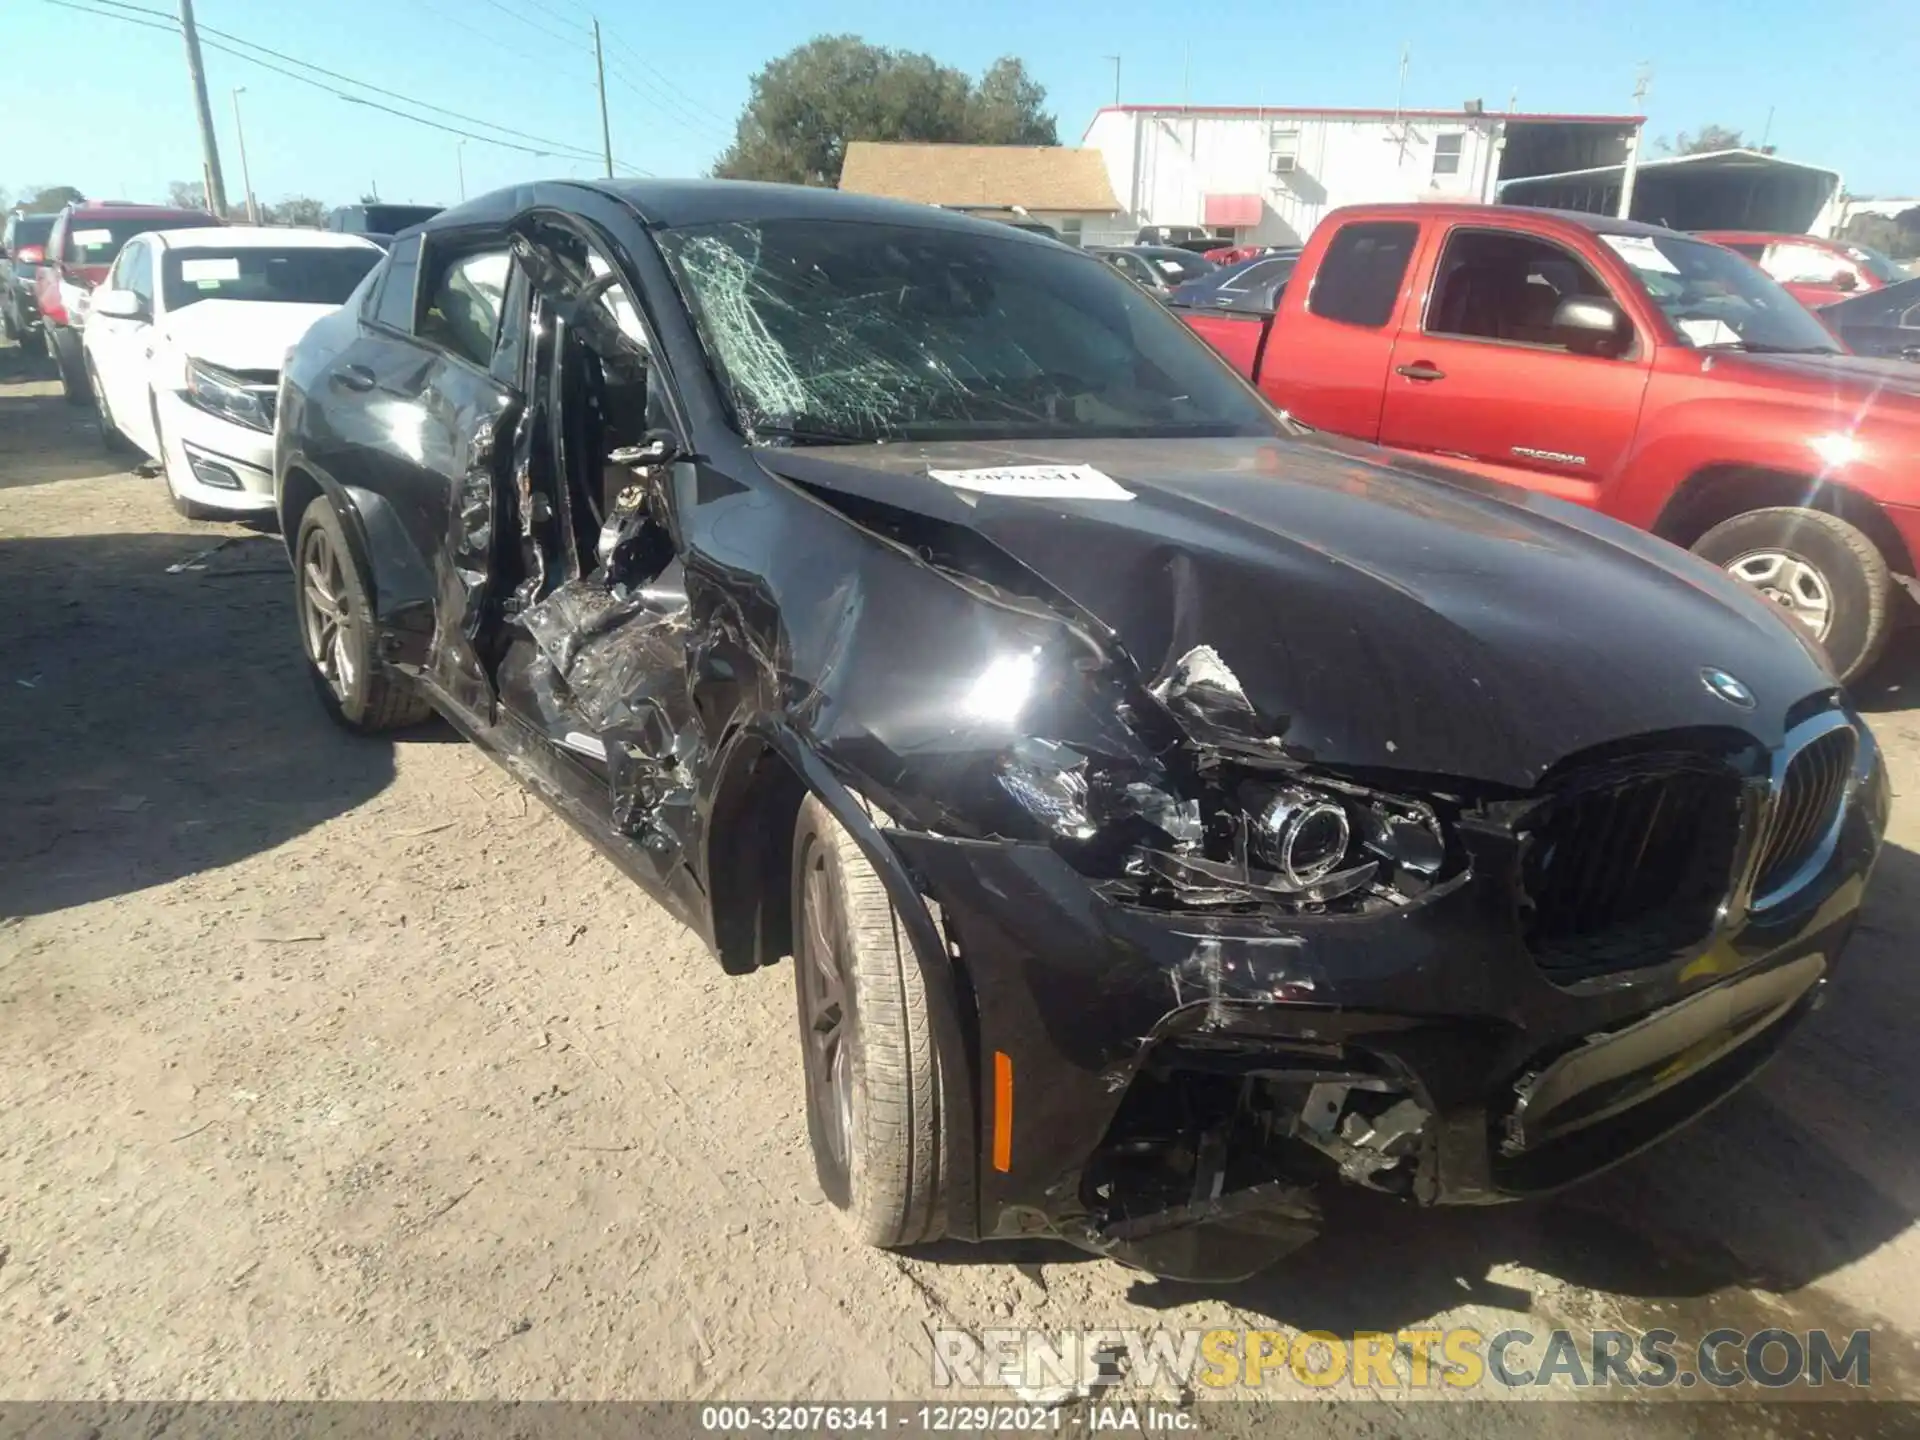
[6,334,1920,1429]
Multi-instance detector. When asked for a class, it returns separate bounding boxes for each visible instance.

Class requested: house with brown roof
[837,142,1122,245]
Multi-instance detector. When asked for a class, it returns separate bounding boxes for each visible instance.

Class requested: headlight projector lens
[1255,787,1351,886]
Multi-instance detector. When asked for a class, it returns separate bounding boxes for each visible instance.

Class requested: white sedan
[82,226,383,519]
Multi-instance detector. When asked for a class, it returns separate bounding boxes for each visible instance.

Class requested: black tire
[1692,506,1892,684]
[88,359,132,454]
[293,493,433,733]
[791,793,948,1248]
[52,329,89,405]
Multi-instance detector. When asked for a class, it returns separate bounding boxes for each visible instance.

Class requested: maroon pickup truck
[1181,202,1920,682]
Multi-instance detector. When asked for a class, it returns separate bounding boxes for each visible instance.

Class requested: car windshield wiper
[1723,341,1843,356]
[746,421,876,447]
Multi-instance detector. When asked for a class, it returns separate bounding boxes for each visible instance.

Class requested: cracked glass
[657,219,1277,446]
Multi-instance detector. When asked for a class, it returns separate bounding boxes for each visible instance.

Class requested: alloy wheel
[1725,549,1833,641]
[299,524,358,702]
[797,847,855,1174]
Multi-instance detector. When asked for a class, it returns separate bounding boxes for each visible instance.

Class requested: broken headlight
[996,740,1451,912]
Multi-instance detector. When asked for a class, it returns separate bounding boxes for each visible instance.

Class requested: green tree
[18,184,85,211]
[1656,124,1746,156]
[715,36,1058,187]
[270,195,327,228]
[167,179,208,211]
[969,57,1057,145]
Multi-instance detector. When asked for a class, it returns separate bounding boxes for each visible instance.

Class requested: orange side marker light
[992,1050,1014,1173]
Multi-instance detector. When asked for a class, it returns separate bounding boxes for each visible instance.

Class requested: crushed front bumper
[886,735,1889,1280]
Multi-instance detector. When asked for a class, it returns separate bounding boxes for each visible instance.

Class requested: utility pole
[1620,67,1653,221]
[592,17,614,178]
[457,139,467,201]
[179,0,228,215]
[231,87,258,225]
[1103,55,1120,108]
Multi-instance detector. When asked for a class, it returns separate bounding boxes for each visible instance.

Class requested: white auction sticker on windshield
[72,228,114,247]
[1600,233,1680,274]
[927,464,1134,501]
[1678,317,1741,347]
[180,257,241,282]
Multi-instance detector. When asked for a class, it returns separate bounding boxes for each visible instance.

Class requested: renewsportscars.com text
[931,1326,1872,1392]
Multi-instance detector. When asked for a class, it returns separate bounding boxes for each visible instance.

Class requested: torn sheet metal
[1149,644,1288,757]
[517,576,700,849]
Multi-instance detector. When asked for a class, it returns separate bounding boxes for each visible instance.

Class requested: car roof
[422,177,1061,246]
[1327,201,1706,244]
[148,226,381,251]
[63,203,215,222]
[1693,229,1841,248]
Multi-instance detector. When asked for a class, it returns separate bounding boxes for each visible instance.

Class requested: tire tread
[799,794,948,1248]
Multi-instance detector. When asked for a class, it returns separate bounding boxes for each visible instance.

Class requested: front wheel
[293,494,432,733]
[1692,506,1893,684]
[791,794,949,1248]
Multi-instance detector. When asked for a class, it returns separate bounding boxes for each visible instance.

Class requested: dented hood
[758,435,1833,789]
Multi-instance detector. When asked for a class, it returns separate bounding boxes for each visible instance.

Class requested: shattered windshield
[657,219,1277,445]
[1600,232,1841,354]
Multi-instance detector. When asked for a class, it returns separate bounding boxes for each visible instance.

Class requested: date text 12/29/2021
[699,1406,1194,1433]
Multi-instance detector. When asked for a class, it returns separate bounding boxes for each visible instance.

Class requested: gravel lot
[5,334,1920,1431]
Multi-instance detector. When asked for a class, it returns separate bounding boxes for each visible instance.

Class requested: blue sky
[7,0,1919,210]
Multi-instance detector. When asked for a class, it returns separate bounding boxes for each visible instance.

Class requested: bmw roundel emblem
[1701,667,1756,709]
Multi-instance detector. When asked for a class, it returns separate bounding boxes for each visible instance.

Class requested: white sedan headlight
[185,358,274,432]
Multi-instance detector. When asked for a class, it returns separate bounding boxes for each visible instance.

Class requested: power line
[198,33,630,168]
[39,0,175,33]
[602,27,735,129]
[606,68,730,149]
[196,22,612,160]
[474,0,579,48]
[514,0,590,35]
[40,0,647,171]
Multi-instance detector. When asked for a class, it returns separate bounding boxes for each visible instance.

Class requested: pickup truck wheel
[1692,506,1892,683]
[52,330,89,406]
[791,793,948,1248]
[293,494,433,733]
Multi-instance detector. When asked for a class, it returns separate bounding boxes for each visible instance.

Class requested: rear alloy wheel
[53,330,89,405]
[1692,506,1893,683]
[791,793,948,1248]
[88,360,131,454]
[293,494,432,733]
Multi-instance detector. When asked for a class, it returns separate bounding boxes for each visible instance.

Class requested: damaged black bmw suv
[274,180,1889,1281]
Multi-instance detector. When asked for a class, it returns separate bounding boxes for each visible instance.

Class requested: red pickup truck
[1181,202,1920,681]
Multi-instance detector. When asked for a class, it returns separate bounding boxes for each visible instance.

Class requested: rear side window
[370,234,421,333]
[1308,221,1418,328]
[419,249,510,367]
